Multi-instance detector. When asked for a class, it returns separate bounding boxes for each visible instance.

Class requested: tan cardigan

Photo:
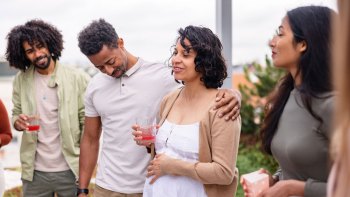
[154,88,241,197]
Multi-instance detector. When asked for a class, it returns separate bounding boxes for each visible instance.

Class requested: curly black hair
[173,25,227,89]
[78,19,119,56]
[5,19,63,71]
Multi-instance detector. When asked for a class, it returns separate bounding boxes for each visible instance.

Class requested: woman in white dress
[133,25,241,197]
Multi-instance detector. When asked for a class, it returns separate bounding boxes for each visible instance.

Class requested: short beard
[33,54,52,70]
[111,65,127,78]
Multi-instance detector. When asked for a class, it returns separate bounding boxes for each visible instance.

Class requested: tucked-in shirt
[271,89,334,197]
[84,58,179,193]
[34,71,69,172]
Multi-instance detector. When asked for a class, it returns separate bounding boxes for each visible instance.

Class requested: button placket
[120,76,126,94]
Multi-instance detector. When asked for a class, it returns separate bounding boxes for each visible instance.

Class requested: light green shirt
[12,62,90,181]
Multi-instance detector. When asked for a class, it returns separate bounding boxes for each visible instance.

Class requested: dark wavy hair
[78,19,119,56]
[171,25,227,89]
[5,19,63,71]
[260,6,334,154]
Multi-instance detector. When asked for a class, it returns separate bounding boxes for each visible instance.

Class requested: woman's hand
[258,180,305,197]
[131,124,152,147]
[214,89,241,120]
[257,168,276,186]
[240,168,275,197]
[147,154,171,184]
[240,177,254,197]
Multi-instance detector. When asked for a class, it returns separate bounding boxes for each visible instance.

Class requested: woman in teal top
[242,6,335,197]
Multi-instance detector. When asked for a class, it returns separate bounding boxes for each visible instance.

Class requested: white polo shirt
[84,58,179,193]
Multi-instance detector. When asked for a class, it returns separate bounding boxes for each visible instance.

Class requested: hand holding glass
[135,117,156,143]
[27,115,40,132]
[241,170,269,197]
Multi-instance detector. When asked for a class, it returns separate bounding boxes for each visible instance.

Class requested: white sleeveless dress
[143,119,207,197]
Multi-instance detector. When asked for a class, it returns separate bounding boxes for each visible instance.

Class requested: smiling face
[171,38,201,84]
[88,42,128,78]
[23,41,52,70]
[269,16,306,74]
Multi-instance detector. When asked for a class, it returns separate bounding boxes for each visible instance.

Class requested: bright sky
[0,0,337,67]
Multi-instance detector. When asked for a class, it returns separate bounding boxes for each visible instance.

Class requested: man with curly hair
[5,19,90,197]
[76,19,241,197]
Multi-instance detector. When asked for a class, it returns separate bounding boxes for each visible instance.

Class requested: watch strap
[76,188,89,196]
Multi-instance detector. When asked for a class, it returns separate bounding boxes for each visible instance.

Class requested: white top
[143,120,207,197]
[84,58,179,193]
[34,71,70,172]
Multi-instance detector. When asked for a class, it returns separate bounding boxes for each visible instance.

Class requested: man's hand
[79,116,102,196]
[214,89,241,120]
[14,114,29,131]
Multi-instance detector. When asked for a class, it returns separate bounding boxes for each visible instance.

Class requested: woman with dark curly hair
[133,25,241,197]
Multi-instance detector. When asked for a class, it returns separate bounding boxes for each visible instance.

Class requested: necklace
[165,124,175,147]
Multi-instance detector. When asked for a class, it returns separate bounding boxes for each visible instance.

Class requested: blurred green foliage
[235,56,284,196]
[238,56,285,134]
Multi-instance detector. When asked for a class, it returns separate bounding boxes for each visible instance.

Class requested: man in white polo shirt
[76,19,241,197]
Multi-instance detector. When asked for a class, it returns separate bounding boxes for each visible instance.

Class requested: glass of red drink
[27,115,40,132]
[135,117,156,143]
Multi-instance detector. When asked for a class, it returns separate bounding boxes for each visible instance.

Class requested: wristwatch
[76,188,89,196]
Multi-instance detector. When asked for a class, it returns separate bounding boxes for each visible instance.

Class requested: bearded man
[6,19,90,197]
